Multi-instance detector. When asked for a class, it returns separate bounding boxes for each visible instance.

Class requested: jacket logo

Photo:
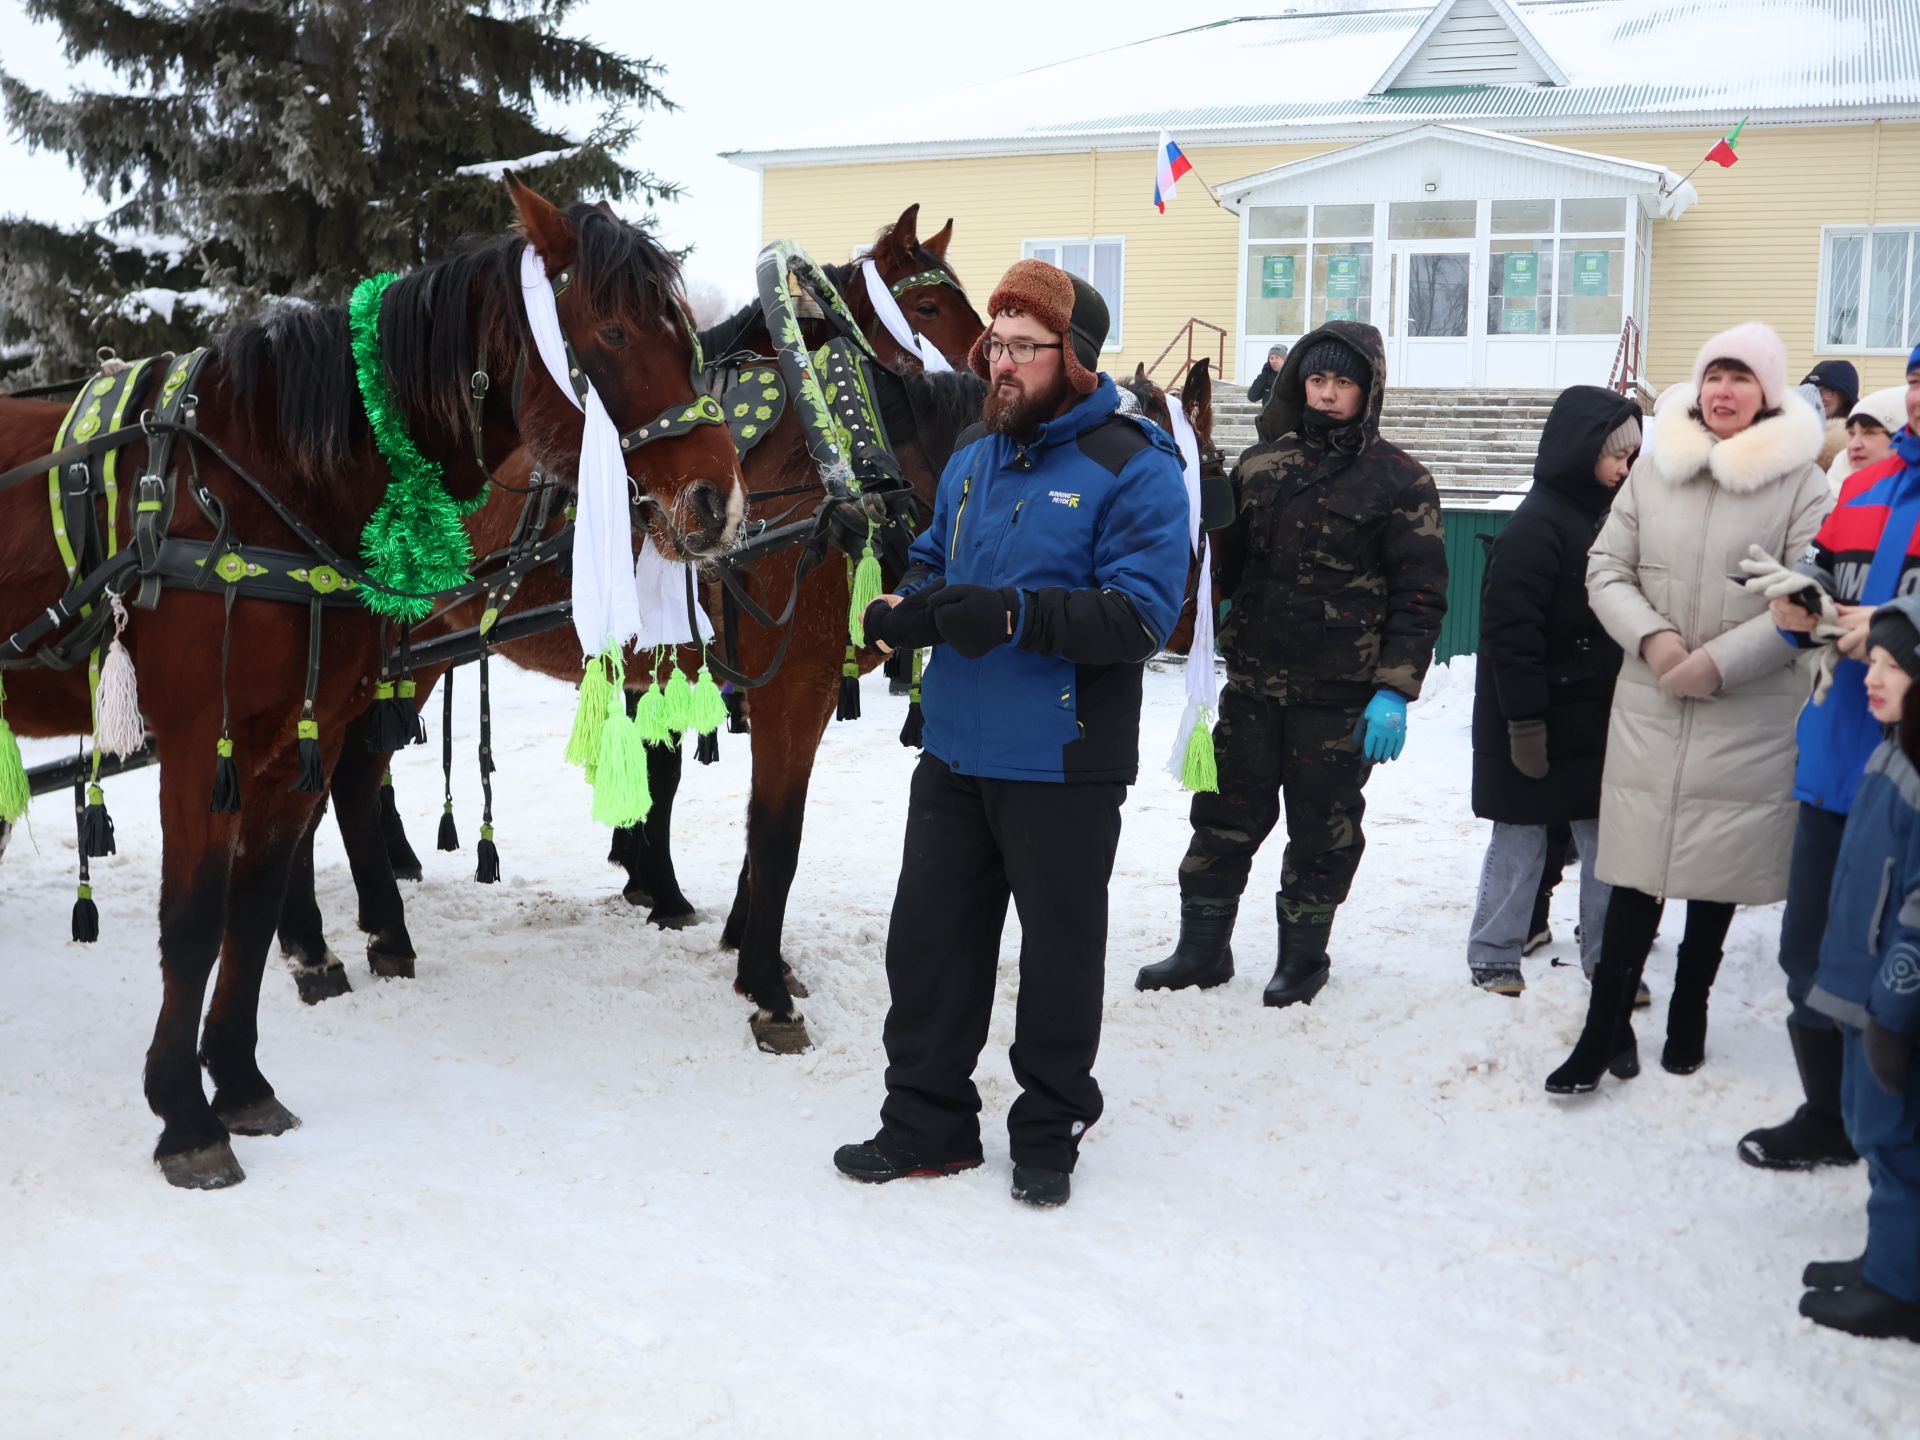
[1048,490,1081,509]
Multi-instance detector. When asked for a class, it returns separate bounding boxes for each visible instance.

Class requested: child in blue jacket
[1800,595,1920,1342]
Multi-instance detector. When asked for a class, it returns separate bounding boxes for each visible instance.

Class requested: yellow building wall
[758,122,1920,393]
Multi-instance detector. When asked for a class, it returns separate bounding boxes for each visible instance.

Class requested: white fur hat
[1691,321,1790,412]
[1850,385,1910,436]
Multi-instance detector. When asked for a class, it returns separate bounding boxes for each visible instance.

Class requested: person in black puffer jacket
[1466,385,1642,994]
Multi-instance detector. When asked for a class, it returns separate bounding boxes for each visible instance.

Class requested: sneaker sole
[835,1156,984,1184]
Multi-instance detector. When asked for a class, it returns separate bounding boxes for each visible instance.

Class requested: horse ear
[924,217,954,258]
[1133,362,1151,384]
[889,203,922,252]
[1183,356,1213,409]
[506,174,577,274]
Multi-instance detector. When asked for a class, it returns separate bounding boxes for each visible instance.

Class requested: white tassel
[95,600,146,758]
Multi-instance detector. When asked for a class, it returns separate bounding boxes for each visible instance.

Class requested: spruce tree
[0,0,675,381]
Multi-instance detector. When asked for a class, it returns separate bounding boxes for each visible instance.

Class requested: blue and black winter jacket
[900,375,1191,784]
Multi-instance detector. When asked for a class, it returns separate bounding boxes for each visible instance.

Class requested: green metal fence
[1435,507,1515,664]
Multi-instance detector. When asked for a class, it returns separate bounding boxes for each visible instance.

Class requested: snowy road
[3,658,1915,1437]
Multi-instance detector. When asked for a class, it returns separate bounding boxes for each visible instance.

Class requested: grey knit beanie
[1600,413,1642,459]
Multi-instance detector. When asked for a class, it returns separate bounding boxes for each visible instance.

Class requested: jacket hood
[1647,382,1825,493]
[1533,385,1641,513]
[1256,320,1388,448]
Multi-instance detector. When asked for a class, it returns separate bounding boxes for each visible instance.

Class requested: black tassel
[210,739,241,813]
[695,729,721,765]
[72,886,99,943]
[79,785,116,857]
[475,824,500,884]
[898,699,924,750]
[836,671,861,722]
[724,687,748,735]
[294,737,326,794]
[366,681,421,753]
[437,803,460,852]
[884,648,914,695]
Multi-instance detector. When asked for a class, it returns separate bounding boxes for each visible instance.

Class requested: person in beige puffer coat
[1545,322,1831,1095]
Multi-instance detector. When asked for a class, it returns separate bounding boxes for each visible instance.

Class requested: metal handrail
[1609,315,1644,396]
[1146,318,1226,388]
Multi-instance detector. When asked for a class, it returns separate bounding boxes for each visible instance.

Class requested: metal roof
[728,1,1920,168]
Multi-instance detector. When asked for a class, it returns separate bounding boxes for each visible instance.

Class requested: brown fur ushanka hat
[967,259,1109,395]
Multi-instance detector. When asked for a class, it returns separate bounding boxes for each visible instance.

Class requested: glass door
[1391,244,1474,386]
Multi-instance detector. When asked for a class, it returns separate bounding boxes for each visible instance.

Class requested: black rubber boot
[1738,1024,1860,1170]
[1799,1280,1920,1342]
[1135,896,1238,992]
[1264,899,1332,1009]
[1546,950,1645,1094]
[1803,1256,1865,1291]
[1010,1164,1071,1208]
[1660,940,1725,1074]
[833,1133,983,1184]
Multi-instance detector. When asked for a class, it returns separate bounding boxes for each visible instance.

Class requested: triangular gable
[1370,0,1568,94]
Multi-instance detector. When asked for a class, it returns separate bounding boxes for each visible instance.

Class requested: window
[1819,226,1920,354]
[1389,201,1475,240]
[1243,203,1372,339]
[1482,199,1625,339]
[1022,237,1123,348]
[1488,238,1553,335]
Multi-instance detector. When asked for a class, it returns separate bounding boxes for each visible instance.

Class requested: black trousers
[878,754,1125,1172]
[1600,886,1735,974]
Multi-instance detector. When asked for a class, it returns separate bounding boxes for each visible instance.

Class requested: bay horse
[0,178,745,1188]
[272,206,983,1002]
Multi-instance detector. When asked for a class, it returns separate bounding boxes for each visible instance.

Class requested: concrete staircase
[1211,385,1562,503]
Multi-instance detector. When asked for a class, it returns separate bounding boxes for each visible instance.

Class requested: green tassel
[0,680,28,825]
[591,684,652,827]
[660,665,695,735]
[634,682,671,746]
[848,540,883,647]
[564,652,614,769]
[690,663,728,735]
[1180,712,1219,794]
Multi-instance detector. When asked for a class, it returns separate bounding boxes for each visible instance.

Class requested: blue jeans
[1777,804,1850,1032]
[1466,819,1607,977]
[1841,1026,1920,1303]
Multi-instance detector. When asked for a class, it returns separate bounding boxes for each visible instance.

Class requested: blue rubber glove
[1358,690,1408,763]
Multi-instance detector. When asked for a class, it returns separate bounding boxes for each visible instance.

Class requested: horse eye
[598,326,627,348]
[914,302,938,317]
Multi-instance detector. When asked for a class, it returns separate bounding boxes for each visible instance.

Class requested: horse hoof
[622,882,653,908]
[781,962,811,1000]
[368,948,415,980]
[218,1096,302,1137]
[157,1141,245,1190]
[293,959,352,1005]
[750,1010,812,1055]
[650,906,698,931]
[390,859,424,883]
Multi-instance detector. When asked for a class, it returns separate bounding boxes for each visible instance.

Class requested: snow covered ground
[3,656,1917,1437]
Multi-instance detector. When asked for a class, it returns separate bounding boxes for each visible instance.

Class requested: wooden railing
[1608,315,1644,397]
[1146,318,1226,388]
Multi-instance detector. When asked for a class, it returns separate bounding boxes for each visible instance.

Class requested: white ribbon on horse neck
[1165,397,1217,775]
[520,243,706,657]
[861,258,953,374]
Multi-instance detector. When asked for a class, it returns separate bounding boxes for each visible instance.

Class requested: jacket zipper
[1870,855,1895,953]
[1659,480,1719,897]
[950,473,972,562]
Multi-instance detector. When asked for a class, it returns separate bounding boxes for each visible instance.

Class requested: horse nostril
[688,481,722,527]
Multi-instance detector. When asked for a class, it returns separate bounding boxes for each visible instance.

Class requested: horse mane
[216,204,685,481]
[881,369,986,471]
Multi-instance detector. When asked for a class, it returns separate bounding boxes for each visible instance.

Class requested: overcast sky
[0,0,1263,306]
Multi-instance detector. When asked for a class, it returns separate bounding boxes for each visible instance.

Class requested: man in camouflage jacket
[1138,320,1447,1007]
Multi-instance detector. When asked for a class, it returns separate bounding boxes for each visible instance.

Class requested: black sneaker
[1010,1164,1071,1208]
[1799,1279,1920,1342]
[833,1135,982,1184]
[1472,966,1525,997]
[1522,927,1553,957]
[1803,1255,1865,1291]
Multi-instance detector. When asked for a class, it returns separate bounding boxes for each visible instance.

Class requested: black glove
[1865,1016,1913,1096]
[928,584,1020,659]
[821,496,871,559]
[864,580,946,653]
[1508,719,1549,780]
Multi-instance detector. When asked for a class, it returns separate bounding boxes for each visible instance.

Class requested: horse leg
[201,787,317,1145]
[276,798,353,1004]
[145,763,245,1189]
[331,727,417,978]
[721,853,751,950]
[609,689,653,906]
[633,739,698,929]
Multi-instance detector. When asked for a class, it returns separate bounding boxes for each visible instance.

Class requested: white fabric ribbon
[1165,399,1217,775]
[861,259,953,374]
[520,243,707,657]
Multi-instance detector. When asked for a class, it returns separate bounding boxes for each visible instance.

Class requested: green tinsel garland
[350,272,486,623]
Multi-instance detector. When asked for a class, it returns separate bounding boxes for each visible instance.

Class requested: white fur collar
[1648,383,1824,493]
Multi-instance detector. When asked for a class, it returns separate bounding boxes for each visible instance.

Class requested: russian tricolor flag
[1154,130,1193,213]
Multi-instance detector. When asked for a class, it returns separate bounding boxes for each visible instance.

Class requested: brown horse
[0,179,744,1188]
[274,206,983,1005]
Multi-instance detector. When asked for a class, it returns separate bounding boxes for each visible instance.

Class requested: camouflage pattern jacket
[1216,321,1447,707]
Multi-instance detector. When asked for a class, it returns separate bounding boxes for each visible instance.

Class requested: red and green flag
[1705,117,1747,168]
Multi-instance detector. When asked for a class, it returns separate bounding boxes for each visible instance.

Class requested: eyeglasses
[983,338,1064,365]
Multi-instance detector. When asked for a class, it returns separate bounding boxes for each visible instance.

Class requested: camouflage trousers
[1177,684,1371,914]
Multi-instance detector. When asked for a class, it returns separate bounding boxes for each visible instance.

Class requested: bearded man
[833,259,1190,1208]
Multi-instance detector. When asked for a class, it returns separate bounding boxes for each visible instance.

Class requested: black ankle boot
[1136,896,1237,992]
[1265,899,1332,1008]
[1546,953,1645,1094]
[1738,1024,1860,1170]
[1661,940,1725,1074]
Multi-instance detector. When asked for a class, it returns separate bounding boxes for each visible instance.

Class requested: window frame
[1816,223,1920,356]
[1020,235,1126,350]
[1240,203,1373,340]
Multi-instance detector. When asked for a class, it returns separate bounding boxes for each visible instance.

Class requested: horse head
[850,203,982,375]
[506,178,745,562]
